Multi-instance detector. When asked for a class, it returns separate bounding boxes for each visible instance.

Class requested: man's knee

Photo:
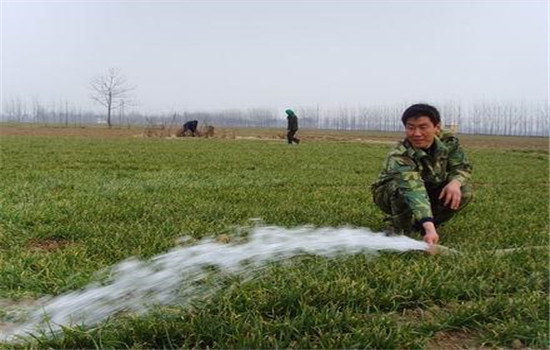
[459,182,473,210]
[432,182,473,225]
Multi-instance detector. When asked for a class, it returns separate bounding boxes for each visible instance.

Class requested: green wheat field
[0,127,548,349]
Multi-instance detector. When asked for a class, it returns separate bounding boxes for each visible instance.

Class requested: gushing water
[0,225,428,343]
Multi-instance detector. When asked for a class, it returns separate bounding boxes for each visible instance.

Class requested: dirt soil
[425,330,486,350]
[26,238,72,252]
[1,124,548,151]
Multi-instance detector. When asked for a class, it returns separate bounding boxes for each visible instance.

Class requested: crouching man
[371,103,473,245]
[183,120,199,136]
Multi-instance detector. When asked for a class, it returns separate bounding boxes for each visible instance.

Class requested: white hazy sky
[1,0,548,114]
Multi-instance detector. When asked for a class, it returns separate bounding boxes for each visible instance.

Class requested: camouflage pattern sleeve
[384,149,434,222]
[444,136,472,184]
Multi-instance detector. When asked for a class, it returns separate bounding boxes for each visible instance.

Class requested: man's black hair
[401,103,441,126]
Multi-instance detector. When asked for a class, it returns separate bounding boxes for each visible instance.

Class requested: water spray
[0,224,543,343]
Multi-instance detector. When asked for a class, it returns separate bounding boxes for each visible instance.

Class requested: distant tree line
[1,98,548,137]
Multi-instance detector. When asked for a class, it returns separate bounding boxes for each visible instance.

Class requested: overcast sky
[1,0,548,114]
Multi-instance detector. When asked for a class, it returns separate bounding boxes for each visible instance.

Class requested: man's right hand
[423,232,439,245]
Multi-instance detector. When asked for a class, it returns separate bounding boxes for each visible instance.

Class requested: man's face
[405,116,440,149]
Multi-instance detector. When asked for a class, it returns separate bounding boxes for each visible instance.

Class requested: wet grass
[0,134,548,349]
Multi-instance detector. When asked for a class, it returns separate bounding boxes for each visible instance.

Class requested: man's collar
[404,136,448,158]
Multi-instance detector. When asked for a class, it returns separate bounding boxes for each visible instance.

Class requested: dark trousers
[287,130,300,144]
[183,127,197,136]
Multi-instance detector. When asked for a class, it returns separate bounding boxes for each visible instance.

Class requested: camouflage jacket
[371,130,472,222]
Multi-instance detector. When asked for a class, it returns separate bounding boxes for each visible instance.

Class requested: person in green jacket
[285,109,300,144]
[371,103,473,245]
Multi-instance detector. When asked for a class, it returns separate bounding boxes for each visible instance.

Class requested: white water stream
[0,225,429,343]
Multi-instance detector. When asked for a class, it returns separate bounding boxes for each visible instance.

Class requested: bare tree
[89,68,134,128]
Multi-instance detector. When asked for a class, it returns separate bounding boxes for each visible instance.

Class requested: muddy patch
[26,238,71,252]
[426,330,485,350]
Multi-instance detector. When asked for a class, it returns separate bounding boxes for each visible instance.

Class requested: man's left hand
[439,180,462,210]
